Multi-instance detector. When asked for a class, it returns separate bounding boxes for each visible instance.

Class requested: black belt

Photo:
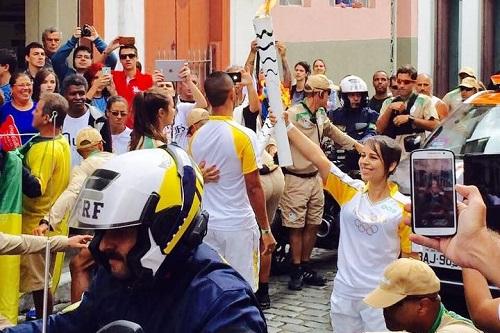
[283,169,318,178]
[259,165,279,176]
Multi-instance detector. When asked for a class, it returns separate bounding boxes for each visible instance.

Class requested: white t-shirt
[173,101,196,150]
[62,112,91,167]
[112,127,132,155]
[325,162,412,300]
[189,116,259,231]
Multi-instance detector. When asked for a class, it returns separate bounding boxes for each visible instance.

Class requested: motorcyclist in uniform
[4,146,267,333]
[329,75,379,172]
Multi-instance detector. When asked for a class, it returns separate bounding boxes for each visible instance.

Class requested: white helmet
[339,75,368,93]
[70,145,207,280]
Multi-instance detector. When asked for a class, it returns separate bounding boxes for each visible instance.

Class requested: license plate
[418,247,460,270]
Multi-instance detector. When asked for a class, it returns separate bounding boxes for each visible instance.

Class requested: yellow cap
[76,127,103,149]
[187,108,209,128]
[364,258,440,308]
[458,67,476,78]
[459,77,480,90]
[304,74,331,92]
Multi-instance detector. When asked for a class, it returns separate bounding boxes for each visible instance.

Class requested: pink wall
[271,0,392,42]
[271,0,418,42]
[396,0,418,38]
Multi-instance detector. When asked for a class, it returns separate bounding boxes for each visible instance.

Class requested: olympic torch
[253,0,293,166]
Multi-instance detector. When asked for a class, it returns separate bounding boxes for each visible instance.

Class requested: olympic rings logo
[355,219,379,236]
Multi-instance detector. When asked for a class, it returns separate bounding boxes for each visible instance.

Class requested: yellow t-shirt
[22,135,71,233]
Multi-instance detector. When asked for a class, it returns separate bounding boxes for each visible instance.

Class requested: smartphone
[227,72,241,83]
[118,36,135,46]
[101,66,111,75]
[411,149,457,237]
[155,60,185,82]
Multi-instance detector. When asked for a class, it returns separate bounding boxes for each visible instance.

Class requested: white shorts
[204,224,260,292]
[330,292,387,333]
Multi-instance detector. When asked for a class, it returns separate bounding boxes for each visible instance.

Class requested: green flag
[0,151,23,325]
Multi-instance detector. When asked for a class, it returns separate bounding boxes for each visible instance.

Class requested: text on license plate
[420,249,460,270]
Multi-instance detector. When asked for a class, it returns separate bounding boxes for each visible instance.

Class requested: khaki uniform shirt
[288,102,356,174]
[0,233,68,255]
[442,88,462,114]
[379,93,439,122]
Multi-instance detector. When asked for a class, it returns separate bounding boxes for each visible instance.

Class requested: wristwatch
[260,228,271,235]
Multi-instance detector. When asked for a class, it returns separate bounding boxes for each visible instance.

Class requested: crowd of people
[0,25,498,333]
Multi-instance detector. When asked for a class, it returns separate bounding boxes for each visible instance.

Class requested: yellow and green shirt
[22,135,71,234]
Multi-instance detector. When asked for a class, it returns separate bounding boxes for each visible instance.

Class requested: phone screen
[101,67,111,76]
[411,149,457,236]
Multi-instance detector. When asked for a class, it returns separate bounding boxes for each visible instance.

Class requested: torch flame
[256,0,277,17]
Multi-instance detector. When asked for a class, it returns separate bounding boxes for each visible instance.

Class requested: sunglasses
[396,79,416,85]
[110,111,128,117]
[119,53,137,60]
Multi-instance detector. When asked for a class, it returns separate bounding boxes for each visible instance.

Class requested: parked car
[391,77,500,314]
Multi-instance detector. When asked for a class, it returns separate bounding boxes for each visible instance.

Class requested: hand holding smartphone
[101,66,111,76]
[411,149,457,237]
[227,72,242,84]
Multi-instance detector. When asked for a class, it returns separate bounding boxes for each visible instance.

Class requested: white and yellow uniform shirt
[325,162,412,299]
[189,115,259,231]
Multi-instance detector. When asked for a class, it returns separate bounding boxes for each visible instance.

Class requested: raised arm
[241,69,261,113]
[286,122,331,183]
[276,41,291,89]
[244,40,258,78]
[179,65,207,108]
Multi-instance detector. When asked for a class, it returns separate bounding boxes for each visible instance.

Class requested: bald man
[416,73,448,121]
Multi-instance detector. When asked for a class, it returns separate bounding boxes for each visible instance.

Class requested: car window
[425,105,500,156]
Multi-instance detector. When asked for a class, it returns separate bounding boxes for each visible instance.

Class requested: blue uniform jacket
[329,106,378,141]
[4,244,267,333]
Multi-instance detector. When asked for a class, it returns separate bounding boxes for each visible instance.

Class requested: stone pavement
[264,248,337,333]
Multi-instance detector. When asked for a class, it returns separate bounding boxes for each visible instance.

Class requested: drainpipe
[391,0,397,74]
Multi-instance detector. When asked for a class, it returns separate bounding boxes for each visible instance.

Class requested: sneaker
[255,290,271,310]
[302,267,326,286]
[288,268,304,291]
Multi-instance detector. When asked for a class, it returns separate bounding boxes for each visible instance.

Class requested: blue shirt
[0,83,11,105]
[90,96,107,115]
[0,101,38,144]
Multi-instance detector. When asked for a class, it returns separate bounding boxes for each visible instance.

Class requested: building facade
[0,0,497,97]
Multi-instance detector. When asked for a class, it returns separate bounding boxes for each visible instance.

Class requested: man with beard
[3,146,267,333]
[61,74,112,167]
[368,70,391,113]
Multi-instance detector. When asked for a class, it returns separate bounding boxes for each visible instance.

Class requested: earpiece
[49,111,58,122]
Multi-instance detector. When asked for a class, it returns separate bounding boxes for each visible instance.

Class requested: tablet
[155,60,186,82]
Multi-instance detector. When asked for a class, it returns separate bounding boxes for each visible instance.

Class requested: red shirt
[112,70,153,128]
